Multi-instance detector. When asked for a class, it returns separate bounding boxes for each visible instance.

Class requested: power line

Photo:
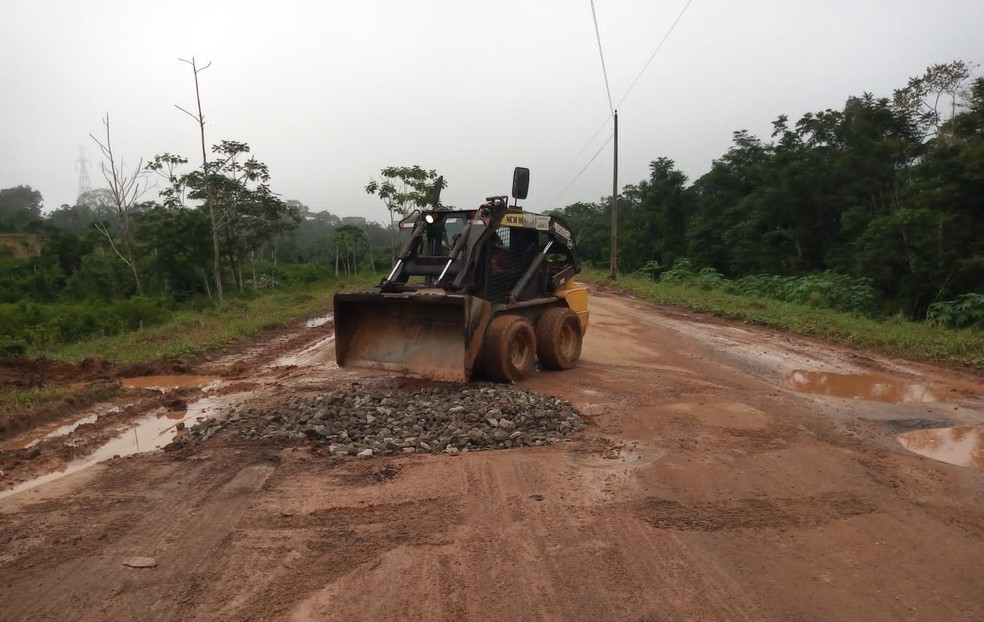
[548,0,695,210]
[548,132,614,209]
[545,115,611,197]
[589,0,615,116]
[616,0,694,109]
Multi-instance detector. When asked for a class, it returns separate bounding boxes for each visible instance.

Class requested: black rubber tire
[482,315,536,383]
[536,307,582,370]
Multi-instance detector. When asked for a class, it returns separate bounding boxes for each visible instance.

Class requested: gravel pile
[175,385,586,457]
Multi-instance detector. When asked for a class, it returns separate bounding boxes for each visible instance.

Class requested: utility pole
[609,110,619,279]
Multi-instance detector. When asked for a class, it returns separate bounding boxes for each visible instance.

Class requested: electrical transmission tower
[76,147,92,202]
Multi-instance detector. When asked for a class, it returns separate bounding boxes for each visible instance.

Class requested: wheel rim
[510,335,530,369]
[559,321,577,358]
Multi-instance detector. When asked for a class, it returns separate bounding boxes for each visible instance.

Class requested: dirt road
[2,290,983,621]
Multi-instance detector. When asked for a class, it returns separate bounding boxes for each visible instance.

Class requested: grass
[0,383,120,442]
[46,275,376,365]
[0,274,380,439]
[581,268,984,371]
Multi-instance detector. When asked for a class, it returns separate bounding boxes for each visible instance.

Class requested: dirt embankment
[1,292,983,621]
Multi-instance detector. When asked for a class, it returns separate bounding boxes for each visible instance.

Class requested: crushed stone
[171,385,586,456]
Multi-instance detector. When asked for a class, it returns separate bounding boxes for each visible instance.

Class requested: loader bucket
[333,291,492,382]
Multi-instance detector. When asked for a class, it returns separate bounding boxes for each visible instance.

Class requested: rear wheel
[482,315,536,382]
[536,307,582,370]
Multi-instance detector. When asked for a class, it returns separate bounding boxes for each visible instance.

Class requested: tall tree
[175,56,225,305]
[0,186,43,233]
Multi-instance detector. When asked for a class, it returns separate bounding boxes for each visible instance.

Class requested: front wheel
[536,307,582,370]
[482,315,536,382]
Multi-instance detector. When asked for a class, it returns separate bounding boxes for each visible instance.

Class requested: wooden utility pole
[610,109,619,279]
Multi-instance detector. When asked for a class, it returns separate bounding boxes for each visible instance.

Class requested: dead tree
[90,114,149,297]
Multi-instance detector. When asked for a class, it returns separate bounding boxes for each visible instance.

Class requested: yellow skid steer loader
[334,167,588,382]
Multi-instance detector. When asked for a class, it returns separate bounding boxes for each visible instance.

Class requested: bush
[658,259,725,290]
[735,271,877,315]
[927,293,984,329]
[0,336,27,356]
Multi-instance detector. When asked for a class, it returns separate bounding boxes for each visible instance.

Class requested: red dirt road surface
[2,290,984,621]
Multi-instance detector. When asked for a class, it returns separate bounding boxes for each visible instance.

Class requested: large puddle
[898,426,984,470]
[0,380,238,501]
[785,370,953,403]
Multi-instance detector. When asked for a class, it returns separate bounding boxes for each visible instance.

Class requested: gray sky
[2,0,982,223]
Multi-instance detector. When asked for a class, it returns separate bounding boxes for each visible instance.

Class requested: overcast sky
[1,0,981,222]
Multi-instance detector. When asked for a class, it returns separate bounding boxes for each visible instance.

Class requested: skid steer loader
[334,167,588,382]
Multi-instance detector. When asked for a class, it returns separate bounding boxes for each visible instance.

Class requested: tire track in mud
[0,454,276,622]
[635,491,877,532]
[285,448,765,621]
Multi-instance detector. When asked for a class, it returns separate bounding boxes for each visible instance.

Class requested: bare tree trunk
[272,241,279,288]
[90,114,146,297]
[364,225,377,275]
[250,250,257,292]
[389,210,396,265]
[202,268,211,298]
[177,57,223,307]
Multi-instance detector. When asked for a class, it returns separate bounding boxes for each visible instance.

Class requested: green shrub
[0,336,27,356]
[735,271,877,315]
[927,293,984,329]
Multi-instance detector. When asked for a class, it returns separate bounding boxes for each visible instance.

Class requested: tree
[621,158,690,272]
[146,153,190,210]
[0,186,43,233]
[175,56,225,305]
[365,166,447,262]
[90,114,150,296]
[331,224,368,277]
[135,203,213,299]
[893,60,975,139]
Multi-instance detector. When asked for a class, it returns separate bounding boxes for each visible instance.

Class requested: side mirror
[511,167,529,201]
[431,176,444,207]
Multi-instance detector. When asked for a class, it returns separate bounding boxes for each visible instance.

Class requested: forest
[1,61,981,355]
[552,61,984,325]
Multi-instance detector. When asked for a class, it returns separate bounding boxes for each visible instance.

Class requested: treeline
[0,141,394,354]
[551,61,984,320]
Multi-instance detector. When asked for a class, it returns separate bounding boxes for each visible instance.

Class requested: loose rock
[172,384,586,457]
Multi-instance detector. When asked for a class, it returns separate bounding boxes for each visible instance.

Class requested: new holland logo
[503,213,551,230]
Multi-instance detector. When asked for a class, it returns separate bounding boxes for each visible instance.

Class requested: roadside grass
[0,383,120,442]
[581,269,984,371]
[0,274,377,429]
[47,274,376,365]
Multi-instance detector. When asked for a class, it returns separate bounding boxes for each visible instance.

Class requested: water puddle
[271,334,336,367]
[0,413,182,501]
[897,426,984,470]
[122,375,219,391]
[786,370,953,404]
[306,314,333,328]
[3,413,100,451]
[0,384,246,501]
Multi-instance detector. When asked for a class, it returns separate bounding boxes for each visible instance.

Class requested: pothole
[897,426,984,470]
[785,370,953,403]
